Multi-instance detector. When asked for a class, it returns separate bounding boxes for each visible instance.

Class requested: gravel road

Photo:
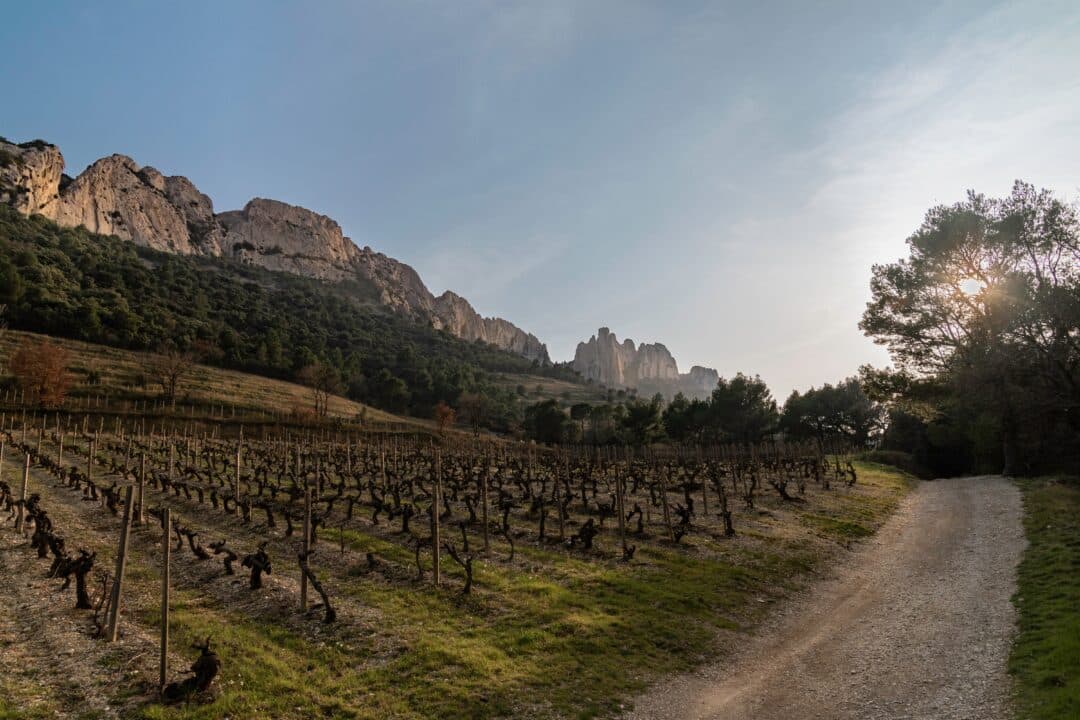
[626,476,1024,720]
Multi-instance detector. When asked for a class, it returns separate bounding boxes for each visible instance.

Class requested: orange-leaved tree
[10,338,73,408]
[433,401,456,435]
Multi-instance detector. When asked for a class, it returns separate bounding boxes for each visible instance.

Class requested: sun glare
[959,277,985,296]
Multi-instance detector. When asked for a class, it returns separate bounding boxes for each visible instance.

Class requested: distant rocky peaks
[0,135,549,362]
[573,327,718,400]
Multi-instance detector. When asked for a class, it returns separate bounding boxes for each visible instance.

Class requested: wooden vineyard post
[432,451,441,587]
[57,432,64,468]
[107,487,135,642]
[87,437,94,488]
[481,457,490,553]
[616,474,627,554]
[301,487,311,611]
[168,442,175,482]
[159,507,171,693]
[15,453,29,533]
[660,468,675,543]
[235,443,242,516]
[0,441,5,485]
[555,475,565,543]
[698,448,709,517]
[36,426,43,456]
[138,452,146,525]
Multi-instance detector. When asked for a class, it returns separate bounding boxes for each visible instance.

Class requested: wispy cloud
[618,2,1080,397]
[417,230,571,316]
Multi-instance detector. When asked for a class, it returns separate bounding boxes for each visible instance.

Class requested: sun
[959,277,985,296]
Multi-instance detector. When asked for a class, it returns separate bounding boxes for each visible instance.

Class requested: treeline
[0,207,575,427]
[861,181,1080,476]
[522,373,884,448]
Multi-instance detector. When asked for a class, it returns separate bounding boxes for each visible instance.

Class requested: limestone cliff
[0,139,65,218]
[218,198,360,280]
[679,366,721,399]
[163,174,227,255]
[353,246,439,321]
[572,327,718,400]
[434,291,549,362]
[0,135,548,362]
[51,155,205,254]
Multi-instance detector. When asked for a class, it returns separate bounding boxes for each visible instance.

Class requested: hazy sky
[4,1,1079,399]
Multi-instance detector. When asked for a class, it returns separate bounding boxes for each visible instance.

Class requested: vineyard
[0,404,911,719]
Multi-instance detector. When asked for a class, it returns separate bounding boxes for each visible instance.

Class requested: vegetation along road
[628,476,1024,720]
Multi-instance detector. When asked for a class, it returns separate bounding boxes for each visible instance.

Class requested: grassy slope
[135,462,913,720]
[1009,476,1080,720]
[0,330,404,424]
[492,373,610,409]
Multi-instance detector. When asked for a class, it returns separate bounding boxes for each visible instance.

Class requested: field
[0,377,915,720]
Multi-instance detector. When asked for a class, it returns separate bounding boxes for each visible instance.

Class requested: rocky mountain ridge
[572,327,719,400]
[0,136,549,362]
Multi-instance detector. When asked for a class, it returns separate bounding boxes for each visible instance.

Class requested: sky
[3,0,1079,400]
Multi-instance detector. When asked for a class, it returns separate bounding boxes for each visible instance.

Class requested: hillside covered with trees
[0,206,578,428]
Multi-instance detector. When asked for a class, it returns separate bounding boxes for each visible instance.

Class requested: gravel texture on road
[626,476,1024,720]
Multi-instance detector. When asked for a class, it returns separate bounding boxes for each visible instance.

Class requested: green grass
[800,513,872,539]
[0,691,56,720]
[1009,476,1080,720]
[130,462,913,719]
[139,547,803,720]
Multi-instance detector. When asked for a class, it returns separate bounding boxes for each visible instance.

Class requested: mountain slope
[0,135,549,362]
[0,205,580,427]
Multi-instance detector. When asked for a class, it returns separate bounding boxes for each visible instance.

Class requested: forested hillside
[0,206,577,426]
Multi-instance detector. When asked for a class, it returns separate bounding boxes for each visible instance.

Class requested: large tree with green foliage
[524,400,576,444]
[709,373,779,444]
[861,181,1080,474]
[620,395,665,445]
[780,378,883,449]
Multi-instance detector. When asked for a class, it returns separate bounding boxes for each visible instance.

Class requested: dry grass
[493,373,609,407]
[0,330,403,424]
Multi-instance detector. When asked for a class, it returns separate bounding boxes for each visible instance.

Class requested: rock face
[573,327,677,387]
[680,365,721,399]
[572,327,718,400]
[434,291,548,362]
[354,246,440,321]
[51,155,205,254]
[163,174,226,255]
[0,135,549,362]
[219,198,359,280]
[0,139,65,218]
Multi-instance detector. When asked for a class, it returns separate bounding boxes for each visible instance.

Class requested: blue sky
[4,1,1079,399]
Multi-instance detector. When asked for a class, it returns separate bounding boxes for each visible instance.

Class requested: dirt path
[626,476,1024,720]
